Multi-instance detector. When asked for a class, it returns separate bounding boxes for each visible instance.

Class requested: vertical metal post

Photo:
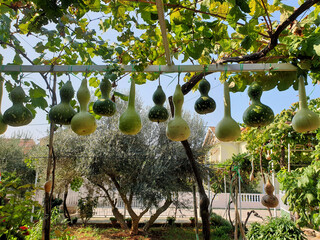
[288,144,291,172]
[272,161,277,217]
[224,174,227,210]
[238,169,242,222]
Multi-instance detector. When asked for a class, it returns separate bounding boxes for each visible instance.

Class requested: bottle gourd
[93,77,116,117]
[0,79,7,134]
[119,79,142,135]
[261,177,279,208]
[194,78,216,114]
[243,82,274,127]
[215,81,240,142]
[49,81,76,125]
[166,84,190,141]
[3,86,33,126]
[71,78,97,135]
[292,75,320,133]
[148,85,169,123]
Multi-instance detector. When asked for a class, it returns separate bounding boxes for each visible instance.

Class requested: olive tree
[80,99,206,234]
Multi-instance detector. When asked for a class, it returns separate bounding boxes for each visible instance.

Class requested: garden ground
[54,224,320,240]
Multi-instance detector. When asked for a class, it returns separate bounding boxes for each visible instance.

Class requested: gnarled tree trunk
[96,183,128,229]
[143,197,172,232]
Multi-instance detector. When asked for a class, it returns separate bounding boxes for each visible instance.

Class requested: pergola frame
[0,63,297,73]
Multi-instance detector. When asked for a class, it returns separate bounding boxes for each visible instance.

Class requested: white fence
[35,189,278,218]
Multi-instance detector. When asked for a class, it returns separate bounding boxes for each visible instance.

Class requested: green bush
[78,196,98,225]
[0,172,40,240]
[246,217,307,240]
[278,162,320,228]
[210,213,232,229]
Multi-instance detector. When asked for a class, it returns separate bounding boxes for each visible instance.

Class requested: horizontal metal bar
[0,63,297,73]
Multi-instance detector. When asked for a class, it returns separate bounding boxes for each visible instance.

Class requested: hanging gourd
[71,78,97,135]
[49,81,76,125]
[93,76,116,117]
[215,81,240,142]
[166,84,190,141]
[119,79,142,135]
[292,75,320,133]
[148,84,169,123]
[194,78,216,114]
[243,82,274,127]
[261,177,279,208]
[0,79,7,134]
[3,86,33,126]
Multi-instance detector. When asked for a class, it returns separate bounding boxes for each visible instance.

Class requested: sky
[0,2,319,141]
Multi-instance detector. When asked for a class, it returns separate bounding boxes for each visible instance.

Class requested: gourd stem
[298,75,308,110]
[128,79,135,109]
[173,84,183,117]
[223,81,231,117]
[174,104,182,117]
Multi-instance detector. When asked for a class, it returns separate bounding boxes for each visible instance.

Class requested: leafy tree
[81,100,206,234]
[0,137,35,185]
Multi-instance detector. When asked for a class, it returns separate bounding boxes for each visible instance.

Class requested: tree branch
[180,0,320,95]
[218,0,320,64]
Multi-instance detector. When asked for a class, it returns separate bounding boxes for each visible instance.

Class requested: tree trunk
[143,198,173,232]
[181,140,210,240]
[112,206,128,229]
[63,184,71,224]
[131,215,140,235]
[96,183,128,229]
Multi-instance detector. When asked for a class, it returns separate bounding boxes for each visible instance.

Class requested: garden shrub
[77,196,98,225]
[210,212,232,230]
[246,217,306,240]
[0,172,40,240]
[278,161,320,229]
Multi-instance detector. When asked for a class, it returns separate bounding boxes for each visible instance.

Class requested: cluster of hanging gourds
[0,73,319,141]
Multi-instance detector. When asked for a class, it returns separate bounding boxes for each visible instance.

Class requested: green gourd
[243,82,274,127]
[49,81,76,125]
[194,78,216,114]
[166,84,190,141]
[148,85,169,123]
[0,79,7,134]
[215,81,240,142]
[3,86,33,126]
[119,79,142,135]
[71,78,97,135]
[93,77,116,116]
[292,75,320,132]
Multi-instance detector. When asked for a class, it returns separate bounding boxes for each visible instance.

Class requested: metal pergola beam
[0,63,297,73]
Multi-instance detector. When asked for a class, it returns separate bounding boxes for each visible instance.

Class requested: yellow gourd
[71,78,97,135]
[166,84,190,141]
